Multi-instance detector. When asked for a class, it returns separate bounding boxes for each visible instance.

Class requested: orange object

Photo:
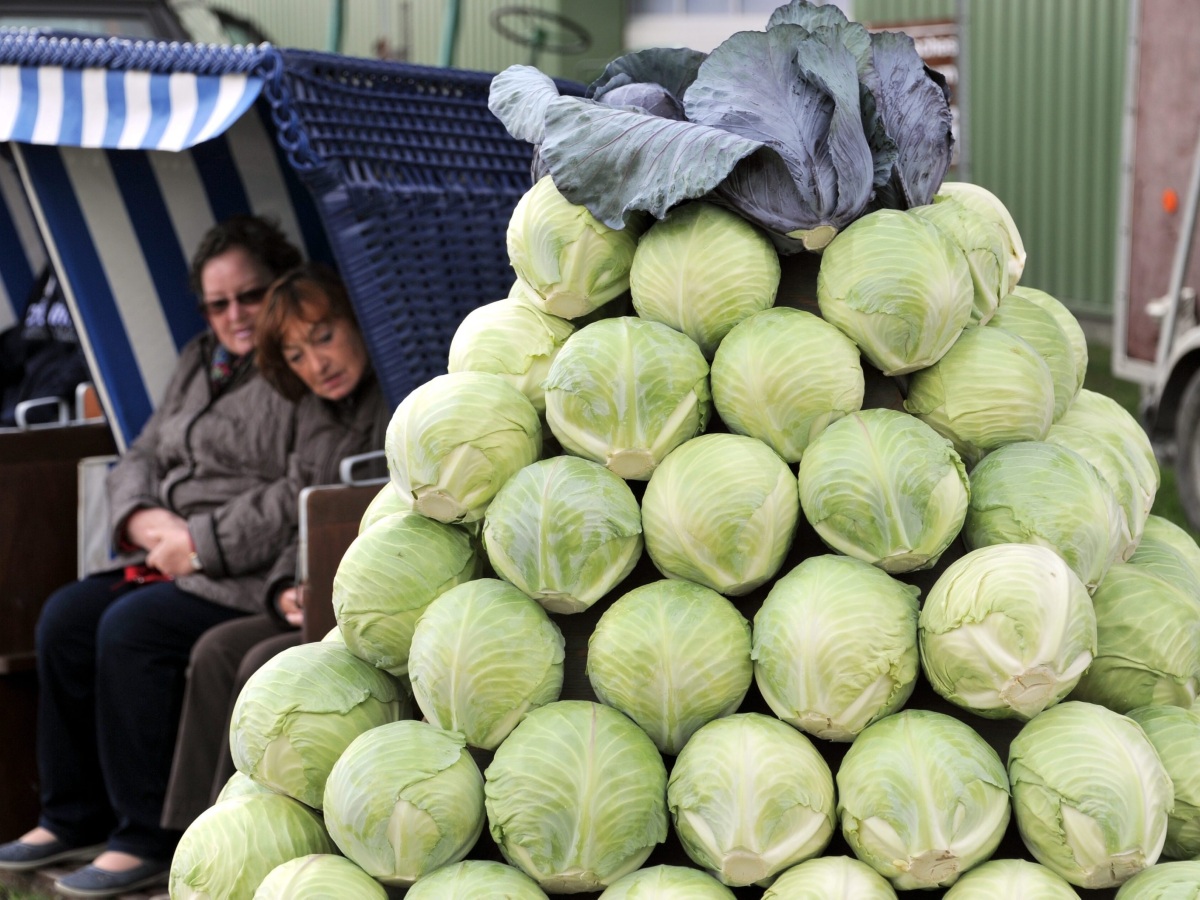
[1164,188,1179,214]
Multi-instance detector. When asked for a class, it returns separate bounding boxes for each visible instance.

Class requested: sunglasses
[198,285,270,317]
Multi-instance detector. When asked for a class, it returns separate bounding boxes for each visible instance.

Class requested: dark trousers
[160,614,299,832]
[35,572,243,860]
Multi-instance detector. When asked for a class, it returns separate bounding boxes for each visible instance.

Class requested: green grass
[1082,341,1200,543]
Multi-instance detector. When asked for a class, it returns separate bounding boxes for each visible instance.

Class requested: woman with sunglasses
[159,262,388,836]
[0,216,324,897]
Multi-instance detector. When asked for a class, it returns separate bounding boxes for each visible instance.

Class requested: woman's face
[199,246,276,357]
[280,311,369,402]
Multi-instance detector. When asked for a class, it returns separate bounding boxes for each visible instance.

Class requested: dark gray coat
[260,373,390,612]
[108,332,304,613]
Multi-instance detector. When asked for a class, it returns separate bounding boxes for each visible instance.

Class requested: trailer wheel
[1175,371,1200,531]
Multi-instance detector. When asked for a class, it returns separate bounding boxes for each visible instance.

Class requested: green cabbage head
[358,482,409,533]
[215,771,274,804]
[252,854,387,900]
[407,578,564,750]
[817,209,973,375]
[1113,861,1200,898]
[987,290,1081,421]
[322,720,485,886]
[911,194,1008,324]
[544,316,710,480]
[507,175,639,319]
[482,455,643,613]
[760,856,898,899]
[447,295,575,415]
[964,441,1122,592]
[385,371,542,524]
[1045,389,1160,560]
[333,510,479,676]
[1129,514,1200,596]
[404,860,549,899]
[919,543,1096,720]
[1128,705,1200,860]
[668,713,835,887]
[1007,286,1087,390]
[169,792,335,900]
[586,579,752,754]
[904,325,1055,466]
[711,307,864,463]
[599,865,736,899]
[1070,563,1200,712]
[837,709,1011,890]
[228,642,402,808]
[941,858,1079,898]
[752,554,919,741]
[937,182,1026,293]
[629,201,780,357]
[798,409,969,573]
[484,700,668,893]
[1008,701,1173,888]
[642,433,798,595]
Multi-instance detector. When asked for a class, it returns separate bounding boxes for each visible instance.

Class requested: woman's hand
[124,507,188,552]
[277,587,304,627]
[144,523,199,578]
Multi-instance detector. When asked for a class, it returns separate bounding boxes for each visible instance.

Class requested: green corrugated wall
[855,0,1130,315]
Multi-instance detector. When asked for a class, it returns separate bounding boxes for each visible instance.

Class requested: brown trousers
[159,614,300,832]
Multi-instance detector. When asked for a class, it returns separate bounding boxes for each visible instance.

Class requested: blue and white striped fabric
[12,104,330,450]
[0,65,264,152]
[0,151,46,332]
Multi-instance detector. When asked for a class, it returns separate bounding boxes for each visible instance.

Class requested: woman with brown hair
[158,262,389,839]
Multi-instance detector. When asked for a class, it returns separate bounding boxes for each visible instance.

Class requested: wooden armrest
[299,484,379,643]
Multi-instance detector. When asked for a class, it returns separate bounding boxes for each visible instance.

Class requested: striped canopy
[0,63,263,152]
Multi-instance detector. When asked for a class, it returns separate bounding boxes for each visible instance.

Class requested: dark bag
[0,269,91,426]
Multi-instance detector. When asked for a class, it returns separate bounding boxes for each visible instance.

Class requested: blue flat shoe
[54,858,170,898]
[0,836,106,871]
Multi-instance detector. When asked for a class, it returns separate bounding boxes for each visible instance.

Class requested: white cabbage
[817,208,973,375]
[507,175,640,319]
[641,432,798,595]
[484,700,668,892]
[629,200,780,357]
[711,307,864,463]
[544,316,710,480]
[668,713,835,886]
[919,543,1096,720]
[385,371,542,523]
[322,721,485,886]
[904,325,1056,466]
[407,578,564,750]
[482,455,643,613]
[228,642,402,808]
[586,579,752,754]
[837,709,1011,890]
[752,554,919,741]
[798,408,969,573]
[1008,701,1173,888]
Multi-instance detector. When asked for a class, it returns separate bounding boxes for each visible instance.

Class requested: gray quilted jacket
[107,331,338,613]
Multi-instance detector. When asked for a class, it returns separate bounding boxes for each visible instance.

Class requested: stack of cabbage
[168,3,1200,899]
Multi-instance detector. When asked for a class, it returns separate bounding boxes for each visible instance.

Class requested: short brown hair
[255,262,362,401]
[188,215,303,296]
